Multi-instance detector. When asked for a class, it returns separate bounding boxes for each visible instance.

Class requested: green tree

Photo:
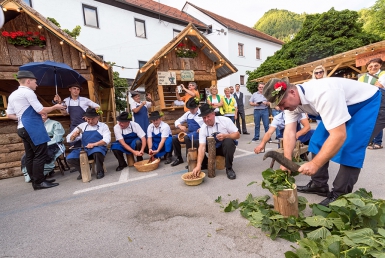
[254,9,306,43]
[47,17,81,39]
[113,71,129,112]
[246,8,381,93]
[359,0,385,39]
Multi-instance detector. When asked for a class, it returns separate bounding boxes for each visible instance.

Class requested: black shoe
[243,132,250,135]
[33,181,59,190]
[185,165,189,169]
[96,171,105,179]
[297,180,329,196]
[226,168,236,180]
[319,193,338,207]
[136,156,143,162]
[77,174,82,180]
[116,165,127,171]
[70,168,78,173]
[171,158,184,167]
[164,152,173,164]
[45,178,56,183]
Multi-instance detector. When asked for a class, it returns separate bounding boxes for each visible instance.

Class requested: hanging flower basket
[175,43,198,58]
[2,31,46,48]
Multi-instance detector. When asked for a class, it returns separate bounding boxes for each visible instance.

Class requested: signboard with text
[356,48,385,67]
[157,71,177,85]
[180,70,194,81]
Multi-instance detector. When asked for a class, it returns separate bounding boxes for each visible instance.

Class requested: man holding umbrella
[66,108,111,180]
[6,70,65,190]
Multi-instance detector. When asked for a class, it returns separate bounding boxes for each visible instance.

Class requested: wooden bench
[270,139,309,168]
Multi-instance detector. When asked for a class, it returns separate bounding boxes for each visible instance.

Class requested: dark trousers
[112,140,142,167]
[17,127,47,184]
[67,152,105,174]
[172,135,199,159]
[236,109,247,133]
[202,138,236,169]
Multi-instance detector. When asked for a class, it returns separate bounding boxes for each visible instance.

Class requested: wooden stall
[132,23,237,135]
[0,0,116,179]
[252,40,385,84]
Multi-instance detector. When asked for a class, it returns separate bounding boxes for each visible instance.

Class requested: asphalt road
[1,122,385,258]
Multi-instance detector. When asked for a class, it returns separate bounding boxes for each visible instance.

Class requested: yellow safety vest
[358,70,385,85]
[223,97,235,114]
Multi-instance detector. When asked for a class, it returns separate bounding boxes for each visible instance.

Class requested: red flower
[274,82,287,90]
[16,31,24,37]
[191,46,196,51]
[10,32,17,39]
[27,37,33,41]
[34,31,40,36]
[1,31,9,37]
[39,36,46,41]
[26,31,33,35]
[177,43,184,48]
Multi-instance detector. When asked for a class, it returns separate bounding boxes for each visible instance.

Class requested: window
[138,60,147,68]
[82,4,99,28]
[256,47,261,59]
[173,29,181,38]
[240,75,245,85]
[238,43,244,56]
[135,19,146,38]
[23,0,32,7]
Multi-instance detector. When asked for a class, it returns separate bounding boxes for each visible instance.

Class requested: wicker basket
[181,172,206,186]
[178,132,186,142]
[133,158,160,172]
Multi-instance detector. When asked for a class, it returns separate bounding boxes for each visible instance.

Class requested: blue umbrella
[19,61,86,95]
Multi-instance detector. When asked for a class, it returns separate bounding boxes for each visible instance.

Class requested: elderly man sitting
[111,111,146,171]
[66,108,111,180]
[22,113,65,182]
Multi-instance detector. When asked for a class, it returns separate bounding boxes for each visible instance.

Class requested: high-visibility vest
[208,95,224,114]
[358,70,385,85]
[223,97,235,114]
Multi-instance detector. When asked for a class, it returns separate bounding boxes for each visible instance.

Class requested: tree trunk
[273,185,298,217]
[207,137,216,178]
[80,151,92,183]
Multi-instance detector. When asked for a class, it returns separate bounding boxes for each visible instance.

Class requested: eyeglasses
[368,64,380,69]
[314,71,324,75]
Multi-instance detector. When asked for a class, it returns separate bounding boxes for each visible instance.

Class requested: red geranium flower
[39,36,46,41]
[191,46,197,51]
[26,31,33,35]
[34,31,40,36]
[1,31,9,37]
[177,43,184,48]
[27,37,33,41]
[16,31,24,37]
[274,82,287,90]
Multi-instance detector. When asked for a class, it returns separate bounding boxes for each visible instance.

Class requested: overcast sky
[158,0,376,27]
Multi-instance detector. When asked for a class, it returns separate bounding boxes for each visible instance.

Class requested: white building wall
[31,0,190,79]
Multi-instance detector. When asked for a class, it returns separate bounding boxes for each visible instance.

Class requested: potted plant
[175,43,198,58]
[1,31,46,49]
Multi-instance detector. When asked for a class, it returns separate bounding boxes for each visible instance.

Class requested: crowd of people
[7,60,385,207]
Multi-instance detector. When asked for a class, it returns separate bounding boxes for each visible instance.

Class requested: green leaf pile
[261,168,299,195]
[222,188,385,257]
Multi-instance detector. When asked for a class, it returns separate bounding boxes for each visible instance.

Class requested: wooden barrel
[187,148,197,172]
[272,184,298,217]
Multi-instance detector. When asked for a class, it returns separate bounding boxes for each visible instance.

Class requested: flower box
[14,45,46,50]
[175,43,197,58]
[2,31,46,48]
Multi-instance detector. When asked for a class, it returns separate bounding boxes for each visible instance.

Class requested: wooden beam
[157,85,166,109]
[348,65,362,74]
[327,62,342,77]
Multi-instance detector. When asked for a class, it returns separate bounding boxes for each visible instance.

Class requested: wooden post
[126,154,135,167]
[207,136,216,178]
[272,185,298,217]
[187,148,198,172]
[79,150,92,183]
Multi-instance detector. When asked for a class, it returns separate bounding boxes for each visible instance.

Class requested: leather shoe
[226,168,236,180]
[319,193,338,207]
[45,178,56,183]
[77,174,82,180]
[171,158,184,167]
[297,180,329,196]
[243,132,250,135]
[33,181,59,190]
[96,171,104,179]
[116,165,127,171]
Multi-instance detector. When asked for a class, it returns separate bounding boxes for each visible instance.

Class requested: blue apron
[21,106,50,145]
[133,102,149,133]
[309,90,381,168]
[67,124,107,159]
[208,123,238,148]
[110,124,140,155]
[68,98,85,147]
[151,126,172,158]
[186,113,200,140]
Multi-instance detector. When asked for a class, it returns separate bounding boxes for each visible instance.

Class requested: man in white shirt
[263,77,385,206]
[170,97,204,167]
[129,91,152,133]
[111,112,146,171]
[66,108,111,180]
[147,111,173,164]
[6,70,64,190]
[249,83,270,142]
[191,104,240,180]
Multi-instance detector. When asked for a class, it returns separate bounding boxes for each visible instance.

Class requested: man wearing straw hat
[6,70,64,190]
[147,111,173,164]
[191,103,240,180]
[66,108,111,180]
[263,76,385,206]
[170,97,204,167]
[111,111,146,171]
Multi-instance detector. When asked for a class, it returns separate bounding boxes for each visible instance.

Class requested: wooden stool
[126,154,135,167]
[55,154,70,175]
[270,140,309,168]
[215,156,225,170]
